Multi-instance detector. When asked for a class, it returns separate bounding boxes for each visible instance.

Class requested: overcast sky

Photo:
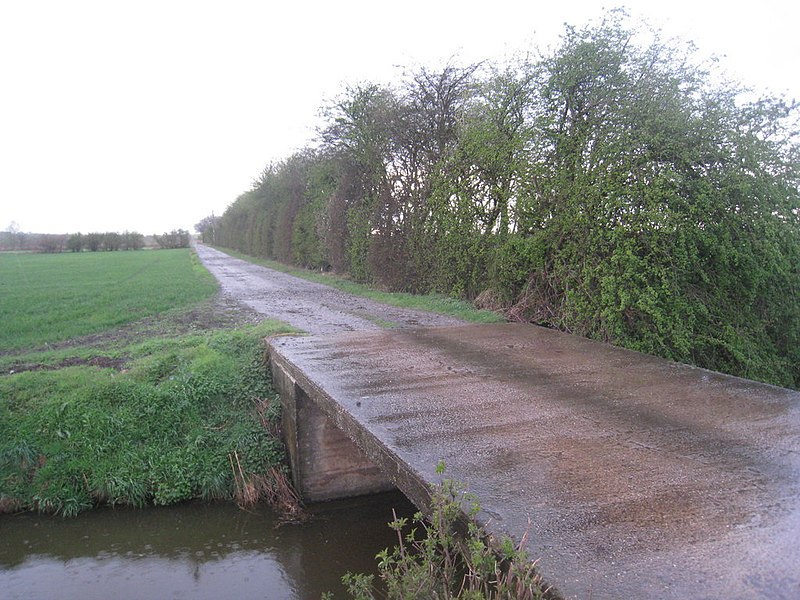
[1,0,798,235]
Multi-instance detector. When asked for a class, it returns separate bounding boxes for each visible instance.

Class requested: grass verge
[215,247,504,324]
[0,248,218,351]
[0,320,299,517]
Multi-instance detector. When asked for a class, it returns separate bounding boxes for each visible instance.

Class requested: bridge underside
[268,323,800,600]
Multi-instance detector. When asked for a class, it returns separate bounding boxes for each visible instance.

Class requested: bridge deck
[268,323,800,600]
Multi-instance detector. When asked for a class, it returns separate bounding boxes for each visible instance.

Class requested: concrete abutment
[270,354,396,502]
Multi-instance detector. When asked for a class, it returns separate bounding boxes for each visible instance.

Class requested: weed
[328,469,547,600]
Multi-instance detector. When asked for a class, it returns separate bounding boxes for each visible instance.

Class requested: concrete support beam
[270,355,395,502]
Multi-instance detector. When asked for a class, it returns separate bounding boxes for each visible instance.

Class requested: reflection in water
[0,491,415,600]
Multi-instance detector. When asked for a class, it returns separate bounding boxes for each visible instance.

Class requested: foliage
[121,230,145,250]
[0,230,149,253]
[326,467,545,600]
[0,320,296,517]
[0,248,218,350]
[0,222,26,251]
[84,232,103,251]
[66,232,83,252]
[213,10,800,389]
[154,229,192,249]
[195,215,220,244]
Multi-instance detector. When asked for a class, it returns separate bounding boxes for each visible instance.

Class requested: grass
[0,248,300,517]
[216,247,504,324]
[0,249,218,350]
[0,321,298,516]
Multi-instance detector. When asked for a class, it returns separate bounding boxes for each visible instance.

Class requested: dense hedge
[212,12,800,388]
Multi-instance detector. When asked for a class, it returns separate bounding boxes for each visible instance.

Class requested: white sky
[1,0,798,235]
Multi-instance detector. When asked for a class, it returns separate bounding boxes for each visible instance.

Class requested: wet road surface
[270,323,800,600]
[194,244,465,335]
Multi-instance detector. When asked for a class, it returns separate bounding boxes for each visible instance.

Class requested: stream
[0,491,416,600]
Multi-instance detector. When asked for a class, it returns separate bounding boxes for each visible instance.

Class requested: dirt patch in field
[0,291,264,374]
[2,356,128,375]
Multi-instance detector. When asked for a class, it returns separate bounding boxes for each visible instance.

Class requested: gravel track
[194,245,466,335]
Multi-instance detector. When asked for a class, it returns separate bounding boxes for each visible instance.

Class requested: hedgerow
[210,10,799,389]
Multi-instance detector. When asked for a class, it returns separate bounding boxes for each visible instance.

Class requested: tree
[430,64,537,297]
[36,234,67,253]
[154,229,191,249]
[194,215,219,244]
[84,232,103,252]
[510,9,800,386]
[320,84,399,281]
[102,232,121,251]
[66,233,84,252]
[3,221,28,251]
[122,231,144,250]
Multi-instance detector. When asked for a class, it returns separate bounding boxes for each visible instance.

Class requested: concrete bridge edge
[266,336,567,599]
[268,342,433,509]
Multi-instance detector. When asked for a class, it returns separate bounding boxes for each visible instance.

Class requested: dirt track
[194,245,466,335]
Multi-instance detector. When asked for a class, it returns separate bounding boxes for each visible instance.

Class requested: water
[0,491,416,600]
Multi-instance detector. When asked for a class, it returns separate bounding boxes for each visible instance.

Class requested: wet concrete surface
[194,244,465,335]
[269,323,800,600]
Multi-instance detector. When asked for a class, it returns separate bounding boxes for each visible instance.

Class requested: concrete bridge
[268,323,800,600]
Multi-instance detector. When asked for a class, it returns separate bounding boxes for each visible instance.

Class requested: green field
[0,249,218,350]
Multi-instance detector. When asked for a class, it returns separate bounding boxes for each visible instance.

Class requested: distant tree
[194,215,219,244]
[66,232,84,252]
[102,232,121,251]
[85,232,103,252]
[3,221,28,250]
[121,231,144,250]
[37,234,67,253]
[154,229,191,249]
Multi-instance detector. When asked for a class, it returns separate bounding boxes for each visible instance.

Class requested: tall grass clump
[0,321,296,517]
